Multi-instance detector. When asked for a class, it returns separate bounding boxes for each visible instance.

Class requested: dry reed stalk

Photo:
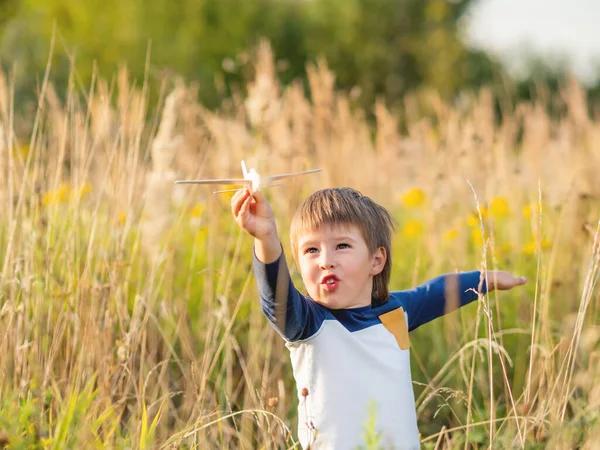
[140,83,185,259]
[558,220,600,417]
[245,39,281,131]
[0,71,8,209]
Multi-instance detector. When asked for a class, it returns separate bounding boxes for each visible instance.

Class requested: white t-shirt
[254,251,486,449]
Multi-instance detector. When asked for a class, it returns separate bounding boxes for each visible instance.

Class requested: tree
[0,0,505,110]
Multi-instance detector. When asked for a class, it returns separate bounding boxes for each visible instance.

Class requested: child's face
[296,223,386,309]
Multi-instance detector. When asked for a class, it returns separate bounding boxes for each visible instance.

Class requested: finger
[252,190,267,205]
[239,194,252,221]
[231,187,243,203]
[231,188,249,217]
[252,189,264,200]
[252,190,272,215]
[231,189,242,212]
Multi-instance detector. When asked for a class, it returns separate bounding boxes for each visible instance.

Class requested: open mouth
[321,275,339,291]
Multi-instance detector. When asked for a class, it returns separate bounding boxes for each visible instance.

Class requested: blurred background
[0,1,599,449]
[0,0,598,110]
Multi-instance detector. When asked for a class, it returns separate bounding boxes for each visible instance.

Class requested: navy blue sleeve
[399,271,488,331]
[253,248,328,342]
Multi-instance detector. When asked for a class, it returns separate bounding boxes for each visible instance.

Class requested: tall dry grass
[0,40,598,449]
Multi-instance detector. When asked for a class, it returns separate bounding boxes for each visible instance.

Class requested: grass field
[0,42,599,449]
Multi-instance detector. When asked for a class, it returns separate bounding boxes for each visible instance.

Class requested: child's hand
[231,187,277,240]
[486,271,527,291]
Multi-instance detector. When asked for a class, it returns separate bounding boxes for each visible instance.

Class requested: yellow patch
[379,307,410,350]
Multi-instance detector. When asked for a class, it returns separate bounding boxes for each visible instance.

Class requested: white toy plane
[175,160,322,193]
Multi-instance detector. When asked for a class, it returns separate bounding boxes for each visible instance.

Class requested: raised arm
[231,186,281,263]
[232,187,327,341]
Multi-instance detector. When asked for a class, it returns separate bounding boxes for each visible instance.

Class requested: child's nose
[319,252,335,269]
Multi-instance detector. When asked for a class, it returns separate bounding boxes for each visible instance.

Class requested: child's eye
[305,247,318,254]
[337,243,349,249]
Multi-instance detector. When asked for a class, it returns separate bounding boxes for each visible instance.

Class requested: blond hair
[290,187,396,304]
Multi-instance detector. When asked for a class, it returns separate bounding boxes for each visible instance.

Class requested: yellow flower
[466,207,488,227]
[218,184,242,205]
[489,197,510,218]
[522,238,552,255]
[443,228,459,242]
[471,228,486,247]
[78,183,92,199]
[190,203,206,218]
[195,226,209,244]
[117,211,127,225]
[522,240,537,256]
[466,214,479,228]
[522,203,542,219]
[15,145,30,158]
[400,188,426,208]
[42,183,91,206]
[402,219,424,238]
[42,184,72,206]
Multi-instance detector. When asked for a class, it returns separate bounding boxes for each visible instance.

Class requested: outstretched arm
[402,270,526,331]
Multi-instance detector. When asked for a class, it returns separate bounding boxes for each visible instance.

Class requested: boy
[231,186,526,449]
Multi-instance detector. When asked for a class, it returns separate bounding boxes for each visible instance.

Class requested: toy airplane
[175,160,322,194]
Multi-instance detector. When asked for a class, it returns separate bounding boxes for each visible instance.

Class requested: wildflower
[195,226,209,244]
[466,207,487,227]
[117,211,127,226]
[190,203,206,218]
[471,228,486,247]
[15,145,30,157]
[443,228,459,242]
[400,188,426,208]
[522,203,542,219]
[42,183,91,206]
[78,183,92,199]
[522,241,536,256]
[42,184,71,206]
[522,238,552,256]
[402,219,424,238]
[489,196,510,218]
[218,185,242,205]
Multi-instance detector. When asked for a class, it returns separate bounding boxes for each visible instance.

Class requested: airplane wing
[174,178,250,185]
[266,168,323,181]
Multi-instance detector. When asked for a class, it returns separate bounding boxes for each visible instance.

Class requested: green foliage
[0,0,504,111]
[4,0,598,116]
[357,401,384,450]
[139,402,162,450]
[0,392,45,449]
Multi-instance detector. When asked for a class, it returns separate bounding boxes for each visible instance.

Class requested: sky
[466,0,600,84]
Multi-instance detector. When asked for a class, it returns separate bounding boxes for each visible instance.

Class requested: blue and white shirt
[254,251,487,450]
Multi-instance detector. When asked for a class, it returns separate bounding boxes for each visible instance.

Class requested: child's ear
[370,247,387,276]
